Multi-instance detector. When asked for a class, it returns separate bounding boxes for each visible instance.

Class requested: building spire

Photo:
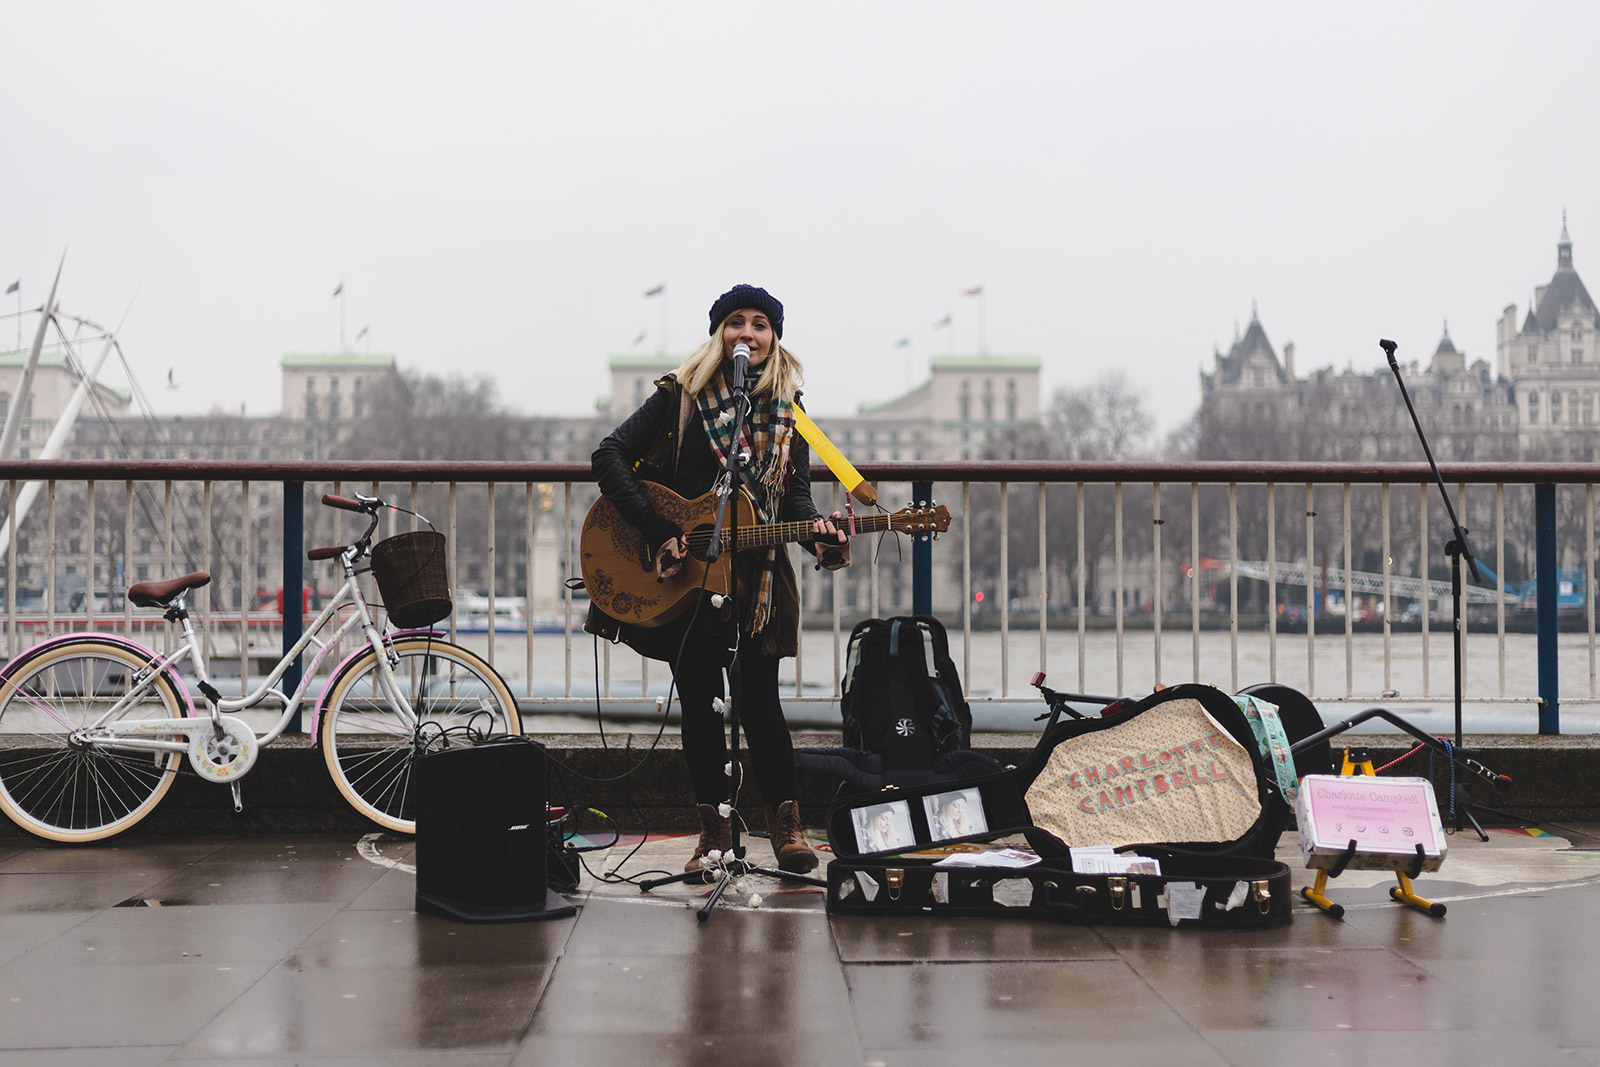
[1559,209,1573,270]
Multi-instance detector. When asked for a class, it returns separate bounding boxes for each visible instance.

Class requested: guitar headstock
[889,502,952,534]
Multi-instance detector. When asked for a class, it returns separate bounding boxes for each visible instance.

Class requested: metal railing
[1,459,1595,733]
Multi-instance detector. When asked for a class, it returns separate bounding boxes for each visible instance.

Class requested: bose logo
[508,824,531,831]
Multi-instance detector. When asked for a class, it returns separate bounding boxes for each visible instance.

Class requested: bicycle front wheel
[319,637,522,833]
[0,641,186,843]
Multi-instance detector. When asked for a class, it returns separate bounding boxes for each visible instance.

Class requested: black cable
[546,513,751,883]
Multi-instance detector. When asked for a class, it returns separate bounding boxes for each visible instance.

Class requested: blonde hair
[675,310,804,403]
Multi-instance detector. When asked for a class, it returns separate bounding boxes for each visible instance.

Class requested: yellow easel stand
[1302,749,1447,920]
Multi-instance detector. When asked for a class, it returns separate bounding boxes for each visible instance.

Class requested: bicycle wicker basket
[369,530,452,629]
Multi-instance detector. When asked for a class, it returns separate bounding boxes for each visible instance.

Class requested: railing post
[1537,482,1559,734]
[283,481,304,733]
[913,480,933,617]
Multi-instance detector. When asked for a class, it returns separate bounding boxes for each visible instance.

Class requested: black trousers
[673,640,798,807]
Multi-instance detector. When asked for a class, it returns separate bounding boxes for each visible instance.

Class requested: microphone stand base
[639,854,826,923]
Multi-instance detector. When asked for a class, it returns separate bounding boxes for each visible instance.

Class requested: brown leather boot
[684,803,732,874]
[764,800,818,873]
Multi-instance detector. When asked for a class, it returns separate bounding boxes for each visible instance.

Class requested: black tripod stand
[639,349,826,920]
[1384,339,1527,838]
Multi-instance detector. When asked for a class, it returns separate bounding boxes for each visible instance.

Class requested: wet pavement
[4,827,1600,1065]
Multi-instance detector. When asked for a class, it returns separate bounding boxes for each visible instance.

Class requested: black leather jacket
[586,374,823,658]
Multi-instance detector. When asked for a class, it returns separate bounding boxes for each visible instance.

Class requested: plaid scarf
[695,370,796,635]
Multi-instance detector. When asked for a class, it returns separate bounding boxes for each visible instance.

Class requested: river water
[457,626,1600,735]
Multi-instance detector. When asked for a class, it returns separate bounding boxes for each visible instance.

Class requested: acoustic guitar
[580,482,951,627]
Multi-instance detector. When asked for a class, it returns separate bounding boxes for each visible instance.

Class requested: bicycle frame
[36,543,420,762]
[0,493,509,838]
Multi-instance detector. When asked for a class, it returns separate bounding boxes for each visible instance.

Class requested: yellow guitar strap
[793,407,877,507]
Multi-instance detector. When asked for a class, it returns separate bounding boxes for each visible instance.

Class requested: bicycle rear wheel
[319,637,521,833]
[0,641,186,842]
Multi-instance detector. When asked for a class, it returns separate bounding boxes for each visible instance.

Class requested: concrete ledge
[0,731,1592,839]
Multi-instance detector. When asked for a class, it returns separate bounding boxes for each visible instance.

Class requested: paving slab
[0,826,1597,1064]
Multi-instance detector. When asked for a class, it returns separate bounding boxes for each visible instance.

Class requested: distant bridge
[1227,560,1516,606]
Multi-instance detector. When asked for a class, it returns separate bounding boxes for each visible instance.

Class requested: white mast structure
[0,255,64,461]
[0,265,131,559]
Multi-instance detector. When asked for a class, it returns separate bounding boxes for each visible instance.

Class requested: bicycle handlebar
[321,494,365,512]
[307,546,345,561]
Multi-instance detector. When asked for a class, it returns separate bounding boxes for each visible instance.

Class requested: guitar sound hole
[687,524,716,561]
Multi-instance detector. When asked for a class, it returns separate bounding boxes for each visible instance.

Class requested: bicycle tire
[319,637,522,833]
[0,640,186,843]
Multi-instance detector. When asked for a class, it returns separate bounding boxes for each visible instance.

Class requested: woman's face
[871,810,894,834]
[721,308,774,368]
[945,798,965,822]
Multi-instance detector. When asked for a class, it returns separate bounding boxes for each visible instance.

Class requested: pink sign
[1297,775,1446,869]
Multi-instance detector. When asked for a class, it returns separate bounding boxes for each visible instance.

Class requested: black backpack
[840,616,972,771]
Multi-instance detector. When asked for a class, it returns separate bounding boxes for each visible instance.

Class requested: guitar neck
[733,511,896,551]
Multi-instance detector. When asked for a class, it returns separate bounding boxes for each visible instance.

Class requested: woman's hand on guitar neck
[655,535,687,581]
[813,512,851,571]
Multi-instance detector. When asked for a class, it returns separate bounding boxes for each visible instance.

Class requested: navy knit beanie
[707,284,783,339]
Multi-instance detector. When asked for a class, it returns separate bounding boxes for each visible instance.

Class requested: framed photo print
[852,800,915,854]
[923,787,987,842]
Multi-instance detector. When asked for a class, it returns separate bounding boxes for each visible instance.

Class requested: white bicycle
[0,492,521,843]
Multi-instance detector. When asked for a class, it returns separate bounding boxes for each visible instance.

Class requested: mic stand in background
[640,355,826,919]
[1384,339,1527,839]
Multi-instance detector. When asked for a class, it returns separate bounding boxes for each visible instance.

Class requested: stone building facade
[1496,216,1600,457]
[1200,220,1590,463]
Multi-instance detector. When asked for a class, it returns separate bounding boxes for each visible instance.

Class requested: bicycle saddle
[128,572,212,608]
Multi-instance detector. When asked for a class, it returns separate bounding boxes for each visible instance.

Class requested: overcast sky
[3,1,1597,436]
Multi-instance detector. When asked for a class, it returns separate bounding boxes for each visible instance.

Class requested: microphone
[731,343,751,391]
[1379,338,1398,368]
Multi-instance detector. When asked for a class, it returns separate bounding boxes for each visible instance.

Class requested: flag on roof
[895,337,910,348]
[933,314,952,328]
[644,283,664,297]
[355,324,368,340]
[4,280,17,295]
[632,331,647,346]
[963,285,983,296]
[332,282,343,298]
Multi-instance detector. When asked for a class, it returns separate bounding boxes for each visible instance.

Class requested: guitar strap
[793,407,877,509]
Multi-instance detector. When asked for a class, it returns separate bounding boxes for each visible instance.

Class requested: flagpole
[980,290,987,355]
[645,284,667,356]
[964,285,987,355]
[340,290,346,354]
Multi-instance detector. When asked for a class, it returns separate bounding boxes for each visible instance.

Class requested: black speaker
[414,738,576,922]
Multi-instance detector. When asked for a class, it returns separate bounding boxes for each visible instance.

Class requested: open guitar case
[824,682,1305,929]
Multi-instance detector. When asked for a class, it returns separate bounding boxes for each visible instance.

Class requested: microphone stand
[639,353,826,919]
[1383,339,1525,838]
